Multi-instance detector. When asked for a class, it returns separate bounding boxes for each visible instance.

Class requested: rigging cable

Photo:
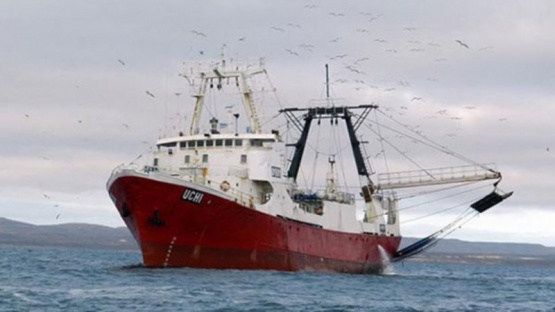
[401,197,477,224]
[332,117,350,192]
[362,122,434,179]
[373,109,390,175]
[375,108,495,172]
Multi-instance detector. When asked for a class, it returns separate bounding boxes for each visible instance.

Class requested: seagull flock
[25,2,529,216]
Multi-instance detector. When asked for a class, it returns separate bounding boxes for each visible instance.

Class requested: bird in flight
[56,213,61,220]
[479,46,493,51]
[330,54,347,60]
[298,44,314,52]
[285,49,299,56]
[455,40,469,48]
[354,57,369,64]
[411,97,423,101]
[118,59,125,66]
[191,30,207,37]
[145,90,155,98]
[329,12,344,17]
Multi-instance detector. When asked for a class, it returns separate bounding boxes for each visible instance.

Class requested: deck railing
[377,163,500,189]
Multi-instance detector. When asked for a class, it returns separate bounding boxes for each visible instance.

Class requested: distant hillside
[399,236,555,266]
[0,217,137,250]
[2,217,555,265]
[400,237,555,256]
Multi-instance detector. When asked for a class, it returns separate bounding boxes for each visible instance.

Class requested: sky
[1,1,554,246]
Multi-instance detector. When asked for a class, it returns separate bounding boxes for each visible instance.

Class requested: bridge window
[157,142,176,148]
[196,140,205,148]
[179,142,186,149]
[187,141,195,149]
[235,139,243,147]
[250,139,263,147]
[215,139,223,147]
[249,139,275,147]
[206,140,214,147]
[225,139,233,147]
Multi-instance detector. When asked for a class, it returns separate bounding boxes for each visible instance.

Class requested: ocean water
[1,246,554,311]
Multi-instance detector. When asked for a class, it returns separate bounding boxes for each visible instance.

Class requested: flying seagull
[118,59,125,66]
[455,40,469,48]
[191,30,207,37]
[285,49,299,56]
[145,90,155,98]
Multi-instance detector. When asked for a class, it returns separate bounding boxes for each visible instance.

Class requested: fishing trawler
[106,56,512,273]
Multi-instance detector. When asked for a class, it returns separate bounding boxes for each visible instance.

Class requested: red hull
[108,174,401,274]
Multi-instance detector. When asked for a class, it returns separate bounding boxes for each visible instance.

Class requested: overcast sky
[1,1,554,246]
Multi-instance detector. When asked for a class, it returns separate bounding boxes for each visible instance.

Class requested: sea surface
[1,246,554,312]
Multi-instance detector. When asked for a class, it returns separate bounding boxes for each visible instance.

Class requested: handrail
[377,163,500,189]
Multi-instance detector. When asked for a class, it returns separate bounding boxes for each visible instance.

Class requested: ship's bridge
[156,133,279,151]
[146,132,287,208]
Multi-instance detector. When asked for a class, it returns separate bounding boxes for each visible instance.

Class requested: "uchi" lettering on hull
[182,188,204,204]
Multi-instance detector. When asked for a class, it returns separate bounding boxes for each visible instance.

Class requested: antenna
[233,113,240,136]
[325,64,330,99]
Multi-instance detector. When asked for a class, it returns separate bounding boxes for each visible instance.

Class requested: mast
[281,105,378,184]
[181,57,266,135]
[325,63,330,100]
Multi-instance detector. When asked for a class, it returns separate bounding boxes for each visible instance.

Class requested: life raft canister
[220,180,230,192]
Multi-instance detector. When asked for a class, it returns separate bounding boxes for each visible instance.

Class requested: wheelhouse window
[206,140,214,147]
[157,142,176,149]
[250,139,275,147]
[235,139,243,147]
[250,139,263,147]
[187,141,195,149]
[153,158,159,166]
[202,154,208,163]
[225,139,233,147]
[196,140,205,148]
[179,142,186,149]
[215,139,223,147]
